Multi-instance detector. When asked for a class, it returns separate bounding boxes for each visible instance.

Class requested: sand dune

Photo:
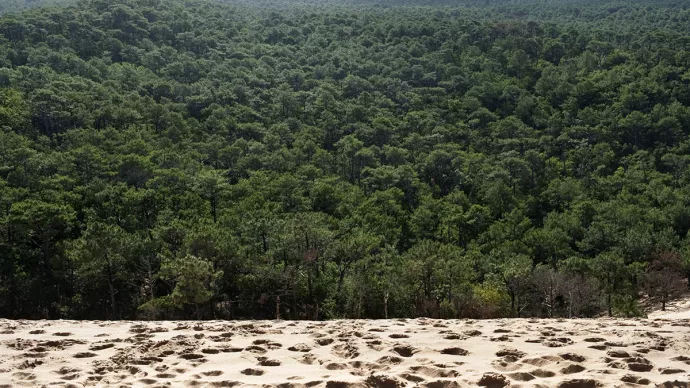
[1,315,689,387]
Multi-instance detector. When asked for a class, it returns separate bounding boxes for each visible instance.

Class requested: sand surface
[1,316,689,387]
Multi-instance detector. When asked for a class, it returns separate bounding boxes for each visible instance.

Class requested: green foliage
[1,0,689,319]
[471,276,510,319]
[140,254,222,318]
[612,295,646,318]
[0,0,70,14]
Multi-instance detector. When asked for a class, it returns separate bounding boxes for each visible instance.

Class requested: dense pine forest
[1,0,690,320]
[0,0,66,14]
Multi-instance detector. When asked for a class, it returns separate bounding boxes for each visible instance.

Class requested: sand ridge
[0,317,689,387]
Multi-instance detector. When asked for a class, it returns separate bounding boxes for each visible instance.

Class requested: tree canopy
[1,0,690,319]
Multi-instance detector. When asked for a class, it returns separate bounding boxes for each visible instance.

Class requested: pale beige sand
[649,298,690,320]
[1,315,689,387]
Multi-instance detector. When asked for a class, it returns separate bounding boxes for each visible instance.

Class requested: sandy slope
[0,315,689,387]
[648,298,690,321]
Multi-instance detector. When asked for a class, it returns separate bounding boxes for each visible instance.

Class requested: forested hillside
[1,0,690,320]
[0,0,67,14]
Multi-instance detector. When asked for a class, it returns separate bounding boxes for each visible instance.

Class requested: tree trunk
[307,267,314,306]
[275,296,280,320]
[337,267,346,295]
[211,196,217,223]
[384,292,389,319]
[106,254,117,319]
[292,281,297,320]
[607,293,612,317]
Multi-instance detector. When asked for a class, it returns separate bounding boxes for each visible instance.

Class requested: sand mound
[1,315,689,387]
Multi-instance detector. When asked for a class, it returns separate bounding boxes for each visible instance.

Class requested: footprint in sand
[491,335,512,342]
[315,338,335,346]
[671,356,690,365]
[179,353,205,360]
[530,369,556,378]
[604,341,627,347]
[607,349,630,358]
[244,345,267,354]
[350,360,386,374]
[522,355,563,367]
[253,339,282,349]
[620,374,651,385]
[422,380,464,388]
[126,366,146,376]
[477,372,509,387]
[560,364,587,374]
[659,368,686,375]
[625,357,654,372]
[258,357,281,366]
[324,380,360,388]
[73,352,98,358]
[391,345,418,358]
[90,343,115,351]
[508,372,536,382]
[399,373,425,382]
[18,360,43,369]
[651,342,668,351]
[493,359,523,372]
[440,347,468,356]
[332,343,360,359]
[657,381,690,388]
[54,367,80,375]
[559,353,586,362]
[299,354,319,365]
[288,343,312,352]
[325,362,348,370]
[365,374,404,387]
[496,348,525,360]
[12,371,36,380]
[377,356,404,365]
[219,346,243,353]
[557,379,601,388]
[409,365,459,378]
[492,349,525,372]
[132,356,164,365]
[130,325,149,333]
[543,337,574,347]
[366,339,386,351]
